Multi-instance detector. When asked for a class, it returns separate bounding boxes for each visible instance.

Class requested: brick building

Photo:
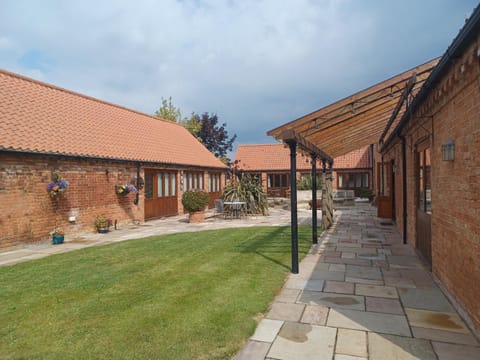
[234,144,373,197]
[267,6,480,333]
[0,69,227,249]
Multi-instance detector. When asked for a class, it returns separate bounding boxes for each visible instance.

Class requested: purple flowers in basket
[46,179,69,196]
[116,184,138,195]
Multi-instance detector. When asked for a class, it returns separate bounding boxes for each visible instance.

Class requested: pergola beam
[280,129,333,163]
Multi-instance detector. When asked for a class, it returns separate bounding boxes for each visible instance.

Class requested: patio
[233,203,480,359]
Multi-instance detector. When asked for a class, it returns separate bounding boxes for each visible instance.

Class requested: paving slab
[405,308,470,334]
[327,309,411,336]
[355,284,398,299]
[250,319,284,342]
[299,291,365,311]
[388,255,423,269]
[324,280,355,294]
[304,279,325,291]
[384,276,416,288]
[274,289,301,303]
[431,341,480,360]
[266,302,305,322]
[335,328,367,357]
[300,304,329,325]
[267,322,336,360]
[411,326,479,346]
[346,265,382,280]
[309,269,345,281]
[366,297,403,315]
[398,287,453,312]
[232,340,271,360]
[368,333,437,360]
[334,354,367,360]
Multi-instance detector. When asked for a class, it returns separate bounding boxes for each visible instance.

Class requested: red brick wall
[0,153,143,248]
[383,37,480,332]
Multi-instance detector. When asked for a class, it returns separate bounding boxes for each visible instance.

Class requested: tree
[180,114,202,138]
[194,112,237,160]
[154,96,181,122]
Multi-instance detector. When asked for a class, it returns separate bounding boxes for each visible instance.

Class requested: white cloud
[0,0,477,147]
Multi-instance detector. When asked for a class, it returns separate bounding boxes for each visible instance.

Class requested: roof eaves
[382,4,480,150]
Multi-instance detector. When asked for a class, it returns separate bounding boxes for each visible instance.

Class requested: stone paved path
[233,204,480,360]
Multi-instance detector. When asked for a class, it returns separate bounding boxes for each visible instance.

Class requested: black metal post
[321,159,327,229]
[311,153,318,244]
[287,140,299,274]
[401,136,407,244]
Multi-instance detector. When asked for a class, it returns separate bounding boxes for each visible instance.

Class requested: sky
[0,0,478,153]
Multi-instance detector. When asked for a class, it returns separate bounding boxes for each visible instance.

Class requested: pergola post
[287,140,299,274]
[311,153,318,244]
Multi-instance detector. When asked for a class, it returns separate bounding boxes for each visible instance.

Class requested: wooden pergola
[267,58,439,273]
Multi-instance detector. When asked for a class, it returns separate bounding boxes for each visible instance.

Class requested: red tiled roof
[235,144,314,171]
[329,146,371,169]
[235,143,371,171]
[0,69,227,169]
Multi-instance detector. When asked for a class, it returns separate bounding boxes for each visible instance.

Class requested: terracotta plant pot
[189,210,205,223]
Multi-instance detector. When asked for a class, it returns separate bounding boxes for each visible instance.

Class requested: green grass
[0,226,311,359]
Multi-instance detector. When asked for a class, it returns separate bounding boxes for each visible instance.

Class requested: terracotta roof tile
[235,143,371,171]
[0,69,227,169]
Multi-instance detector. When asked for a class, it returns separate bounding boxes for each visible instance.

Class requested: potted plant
[94,214,112,233]
[181,190,210,223]
[51,228,64,245]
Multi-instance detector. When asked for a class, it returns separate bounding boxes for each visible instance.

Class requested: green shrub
[297,174,322,190]
[181,190,210,212]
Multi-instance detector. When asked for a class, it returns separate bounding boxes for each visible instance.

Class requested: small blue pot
[52,234,64,245]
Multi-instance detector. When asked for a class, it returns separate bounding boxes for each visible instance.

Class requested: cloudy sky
[0,0,478,152]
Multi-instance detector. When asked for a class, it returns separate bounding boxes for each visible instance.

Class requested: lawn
[0,226,311,359]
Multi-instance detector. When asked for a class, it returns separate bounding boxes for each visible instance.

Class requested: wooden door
[416,147,432,264]
[144,169,178,220]
[377,162,394,219]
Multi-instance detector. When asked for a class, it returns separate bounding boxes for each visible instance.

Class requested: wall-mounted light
[105,168,110,175]
[441,140,455,161]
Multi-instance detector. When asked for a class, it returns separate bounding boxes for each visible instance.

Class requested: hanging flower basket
[46,172,69,196]
[116,184,138,196]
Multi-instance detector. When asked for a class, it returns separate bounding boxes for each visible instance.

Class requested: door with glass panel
[144,169,178,220]
[416,145,432,265]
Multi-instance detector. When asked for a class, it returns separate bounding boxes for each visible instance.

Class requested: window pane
[349,174,355,188]
[339,174,345,188]
[183,173,187,191]
[165,173,170,196]
[199,174,203,191]
[189,174,193,189]
[157,172,163,197]
[268,175,272,188]
[356,174,362,188]
[363,173,369,187]
[145,172,153,199]
[171,174,176,196]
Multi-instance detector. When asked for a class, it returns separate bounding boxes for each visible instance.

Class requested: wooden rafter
[267,58,439,158]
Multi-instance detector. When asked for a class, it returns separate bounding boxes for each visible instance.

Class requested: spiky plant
[222,174,269,215]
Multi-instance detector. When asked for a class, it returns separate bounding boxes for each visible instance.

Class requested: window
[165,173,170,196]
[171,174,176,196]
[337,172,369,189]
[267,174,289,188]
[145,172,153,199]
[157,172,163,197]
[208,173,221,192]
